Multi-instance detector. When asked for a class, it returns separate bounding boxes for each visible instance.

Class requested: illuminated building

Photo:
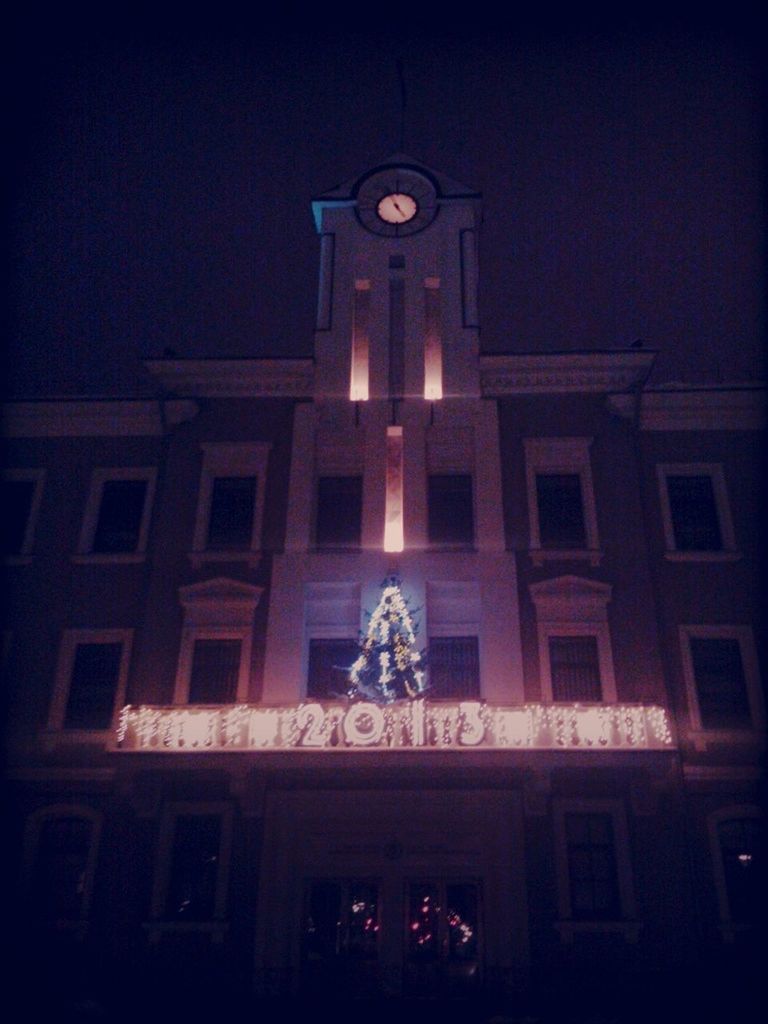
[3,154,764,1018]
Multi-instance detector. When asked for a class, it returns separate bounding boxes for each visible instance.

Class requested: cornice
[480,351,656,396]
[144,358,315,397]
[637,386,766,431]
[2,399,198,438]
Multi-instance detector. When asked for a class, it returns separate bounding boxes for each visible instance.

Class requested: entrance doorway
[300,876,482,998]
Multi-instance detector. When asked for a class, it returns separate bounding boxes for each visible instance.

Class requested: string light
[116,700,674,752]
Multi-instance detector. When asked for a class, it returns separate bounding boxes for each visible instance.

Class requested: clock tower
[310,154,481,400]
[262,155,523,705]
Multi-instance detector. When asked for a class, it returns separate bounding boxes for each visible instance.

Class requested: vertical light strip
[350,279,370,401]
[423,276,443,400]
[384,426,404,552]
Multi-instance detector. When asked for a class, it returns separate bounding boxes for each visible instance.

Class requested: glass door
[301,879,380,997]
[404,880,481,997]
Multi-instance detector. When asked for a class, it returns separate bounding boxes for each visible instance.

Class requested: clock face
[356,168,438,236]
[377,193,418,224]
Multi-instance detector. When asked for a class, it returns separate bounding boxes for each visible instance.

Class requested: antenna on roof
[397,59,407,151]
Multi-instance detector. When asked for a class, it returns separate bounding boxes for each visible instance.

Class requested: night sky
[5,15,765,398]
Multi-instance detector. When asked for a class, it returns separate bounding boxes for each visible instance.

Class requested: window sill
[143,920,229,944]
[530,548,603,567]
[555,919,641,943]
[188,550,261,569]
[664,550,741,562]
[72,553,146,565]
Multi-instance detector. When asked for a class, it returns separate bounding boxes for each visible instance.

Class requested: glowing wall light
[384,426,404,552]
[423,277,443,400]
[350,279,370,401]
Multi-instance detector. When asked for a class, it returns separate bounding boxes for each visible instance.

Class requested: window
[76,468,156,562]
[564,813,621,920]
[49,630,132,735]
[680,626,764,738]
[531,576,617,702]
[524,438,600,565]
[315,476,362,548]
[174,579,262,704]
[307,638,359,699]
[536,474,586,548]
[301,879,380,996]
[708,809,763,939]
[191,443,271,566]
[553,799,637,941]
[2,469,45,560]
[549,635,602,702]
[428,637,480,698]
[188,639,242,704]
[22,806,101,932]
[657,464,736,560]
[207,476,257,550]
[428,474,474,546]
[149,803,233,936]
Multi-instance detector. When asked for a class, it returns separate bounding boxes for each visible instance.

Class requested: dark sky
[5,16,765,397]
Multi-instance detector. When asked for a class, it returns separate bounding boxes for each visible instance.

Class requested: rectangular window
[76,468,156,561]
[64,641,124,730]
[657,464,736,559]
[549,635,602,701]
[165,814,223,921]
[92,479,148,553]
[2,478,36,555]
[188,638,242,704]
[565,813,621,920]
[666,475,722,551]
[206,476,257,550]
[524,439,599,564]
[689,637,751,729]
[307,638,359,699]
[191,443,271,565]
[428,474,474,546]
[316,476,362,548]
[536,473,586,549]
[428,637,480,699]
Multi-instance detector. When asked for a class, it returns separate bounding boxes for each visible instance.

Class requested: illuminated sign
[116,699,674,752]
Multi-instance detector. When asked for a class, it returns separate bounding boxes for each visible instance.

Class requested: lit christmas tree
[348,576,427,704]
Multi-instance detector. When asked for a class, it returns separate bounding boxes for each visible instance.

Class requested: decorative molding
[2,400,198,437]
[480,352,655,396]
[144,358,315,397]
[530,575,612,619]
[179,577,264,619]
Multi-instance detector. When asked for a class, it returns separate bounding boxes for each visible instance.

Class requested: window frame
[21,804,102,936]
[191,442,272,568]
[303,582,361,698]
[48,629,133,741]
[679,625,764,746]
[74,467,157,564]
[426,635,481,699]
[147,801,233,942]
[552,798,638,942]
[524,438,600,566]
[707,806,763,942]
[174,578,263,704]
[531,576,617,703]
[2,468,46,563]
[656,463,738,561]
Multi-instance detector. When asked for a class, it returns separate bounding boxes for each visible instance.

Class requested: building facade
[3,155,765,1019]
